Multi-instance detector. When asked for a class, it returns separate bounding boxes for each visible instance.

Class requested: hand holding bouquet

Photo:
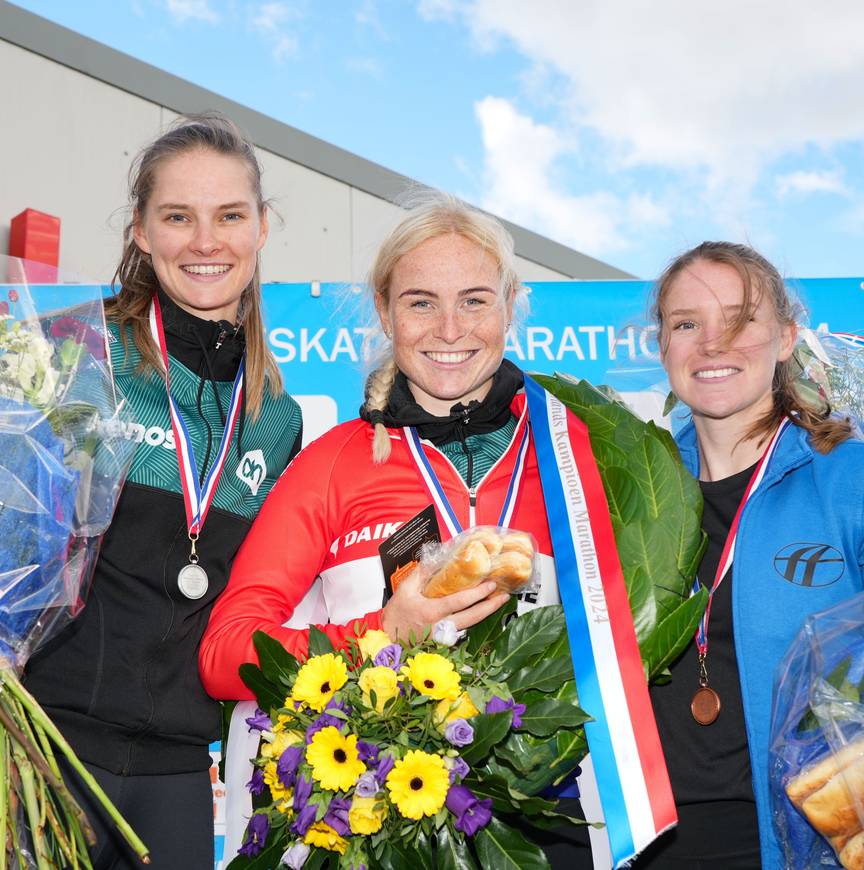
[0,261,147,868]
[230,604,588,870]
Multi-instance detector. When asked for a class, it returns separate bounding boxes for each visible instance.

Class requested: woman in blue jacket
[638,241,864,869]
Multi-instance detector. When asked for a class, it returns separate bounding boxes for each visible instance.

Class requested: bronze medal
[691,685,721,725]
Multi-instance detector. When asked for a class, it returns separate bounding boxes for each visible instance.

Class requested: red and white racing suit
[199,393,559,700]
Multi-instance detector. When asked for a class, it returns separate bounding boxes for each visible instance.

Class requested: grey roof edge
[1,0,634,280]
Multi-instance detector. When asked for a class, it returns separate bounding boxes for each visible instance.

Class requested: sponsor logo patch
[773,542,845,587]
[236,449,267,496]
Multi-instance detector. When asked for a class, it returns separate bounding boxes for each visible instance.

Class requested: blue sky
[11,0,864,280]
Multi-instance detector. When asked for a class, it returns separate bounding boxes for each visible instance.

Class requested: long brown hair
[652,241,851,453]
[107,112,282,418]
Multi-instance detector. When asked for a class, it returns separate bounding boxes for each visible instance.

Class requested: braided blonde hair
[364,191,522,463]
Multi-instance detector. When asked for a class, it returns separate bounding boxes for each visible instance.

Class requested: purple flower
[246,767,265,796]
[306,699,351,742]
[238,813,270,857]
[444,718,475,747]
[446,756,470,784]
[375,753,395,782]
[373,643,403,669]
[354,771,380,798]
[357,740,379,765]
[293,774,312,813]
[445,785,493,837]
[323,796,351,837]
[485,695,527,729]
[276,745,304,789]
[290,803,317,837]
[245,708,272,733]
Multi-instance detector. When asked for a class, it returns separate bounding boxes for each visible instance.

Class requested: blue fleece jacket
[675,420,864,869]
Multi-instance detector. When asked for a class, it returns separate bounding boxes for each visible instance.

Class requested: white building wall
[0,40,572,286]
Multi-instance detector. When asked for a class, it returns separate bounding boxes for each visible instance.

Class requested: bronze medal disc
[691,686,721,725]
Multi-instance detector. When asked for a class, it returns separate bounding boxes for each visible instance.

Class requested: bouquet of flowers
[228,374,708,869]
[0,259,147,868]
[230,609,587,870]
[771,592,864,870]
[794,329,864,436]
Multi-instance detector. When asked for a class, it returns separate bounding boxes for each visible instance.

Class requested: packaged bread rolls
[422,527,538,598]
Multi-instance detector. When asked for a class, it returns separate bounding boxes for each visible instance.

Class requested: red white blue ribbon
[149,296,245,538]
[829,331,864,350]
[693,417,791,654]
[524,374,676,868]
[402,419,530,537]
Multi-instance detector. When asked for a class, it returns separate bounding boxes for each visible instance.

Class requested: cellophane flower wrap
[770,591,864,870]
[229,375,708,869]
[0,259,147,869]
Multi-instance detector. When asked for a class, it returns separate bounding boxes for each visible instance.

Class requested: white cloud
[433,1,864,181]
[252,2,301,61]
[165,0,219,23]
[346,56,383,78]
[776,170,849,199]
[475,97,668,256]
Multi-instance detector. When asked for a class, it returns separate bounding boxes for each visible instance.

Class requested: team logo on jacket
[236,449,267,495]
[773,542,845,587]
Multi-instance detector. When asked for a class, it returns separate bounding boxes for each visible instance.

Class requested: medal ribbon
[524,375,675,868]
[149,296,245,538]
[402,412,531,537]
[692,417,791,657]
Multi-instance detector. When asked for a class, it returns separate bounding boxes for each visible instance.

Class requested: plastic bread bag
[770,591,864,869]
[420,526,539,599]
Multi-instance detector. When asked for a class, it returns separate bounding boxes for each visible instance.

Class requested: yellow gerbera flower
[386,750,449,819]
[304,821,348,854]
[356,629,392,661]
[349,795,388,835]
[292,653,348,712]
[263,761,291,804]
[402,652,461,701]
[306,726,366,791]
[358,666,400,713]
[435,691,480,725]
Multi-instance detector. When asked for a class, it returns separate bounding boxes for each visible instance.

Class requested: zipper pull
[214,328,227,350]
[468,486,477,507]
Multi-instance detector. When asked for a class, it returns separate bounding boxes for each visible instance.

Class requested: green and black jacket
[25,292,302,775]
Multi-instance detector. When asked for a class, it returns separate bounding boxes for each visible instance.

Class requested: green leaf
[378,838,433,870]
[640,587,708,681]
[460,712,514,765]
[467,596,517,656]
[224,838,283,870]
[474,818,550,870]
[435,824,479,870]
[492,606,566,676]
[509,653,574,697]
[308,625,335,657]
[238,663,285,714]
[252,630,300,684]
[662,390,678,416]
[518,699,588,737]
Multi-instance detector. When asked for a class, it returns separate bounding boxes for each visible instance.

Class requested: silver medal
[178,562,209,600]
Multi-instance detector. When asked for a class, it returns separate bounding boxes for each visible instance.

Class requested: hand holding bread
[423,528,536,598]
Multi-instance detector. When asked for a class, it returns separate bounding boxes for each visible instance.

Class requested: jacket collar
[675,417,813,483]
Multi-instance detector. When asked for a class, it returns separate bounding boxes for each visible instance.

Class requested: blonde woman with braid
[200,194,584,861]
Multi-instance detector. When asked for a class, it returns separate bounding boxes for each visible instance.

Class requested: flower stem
[0,731,8,870]
[0,696,96,846]
[11,738,52,870]
[0,670,150,864]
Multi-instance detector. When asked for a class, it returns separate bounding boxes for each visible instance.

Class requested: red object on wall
[9,208,60,265]
[8,208,61,281]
